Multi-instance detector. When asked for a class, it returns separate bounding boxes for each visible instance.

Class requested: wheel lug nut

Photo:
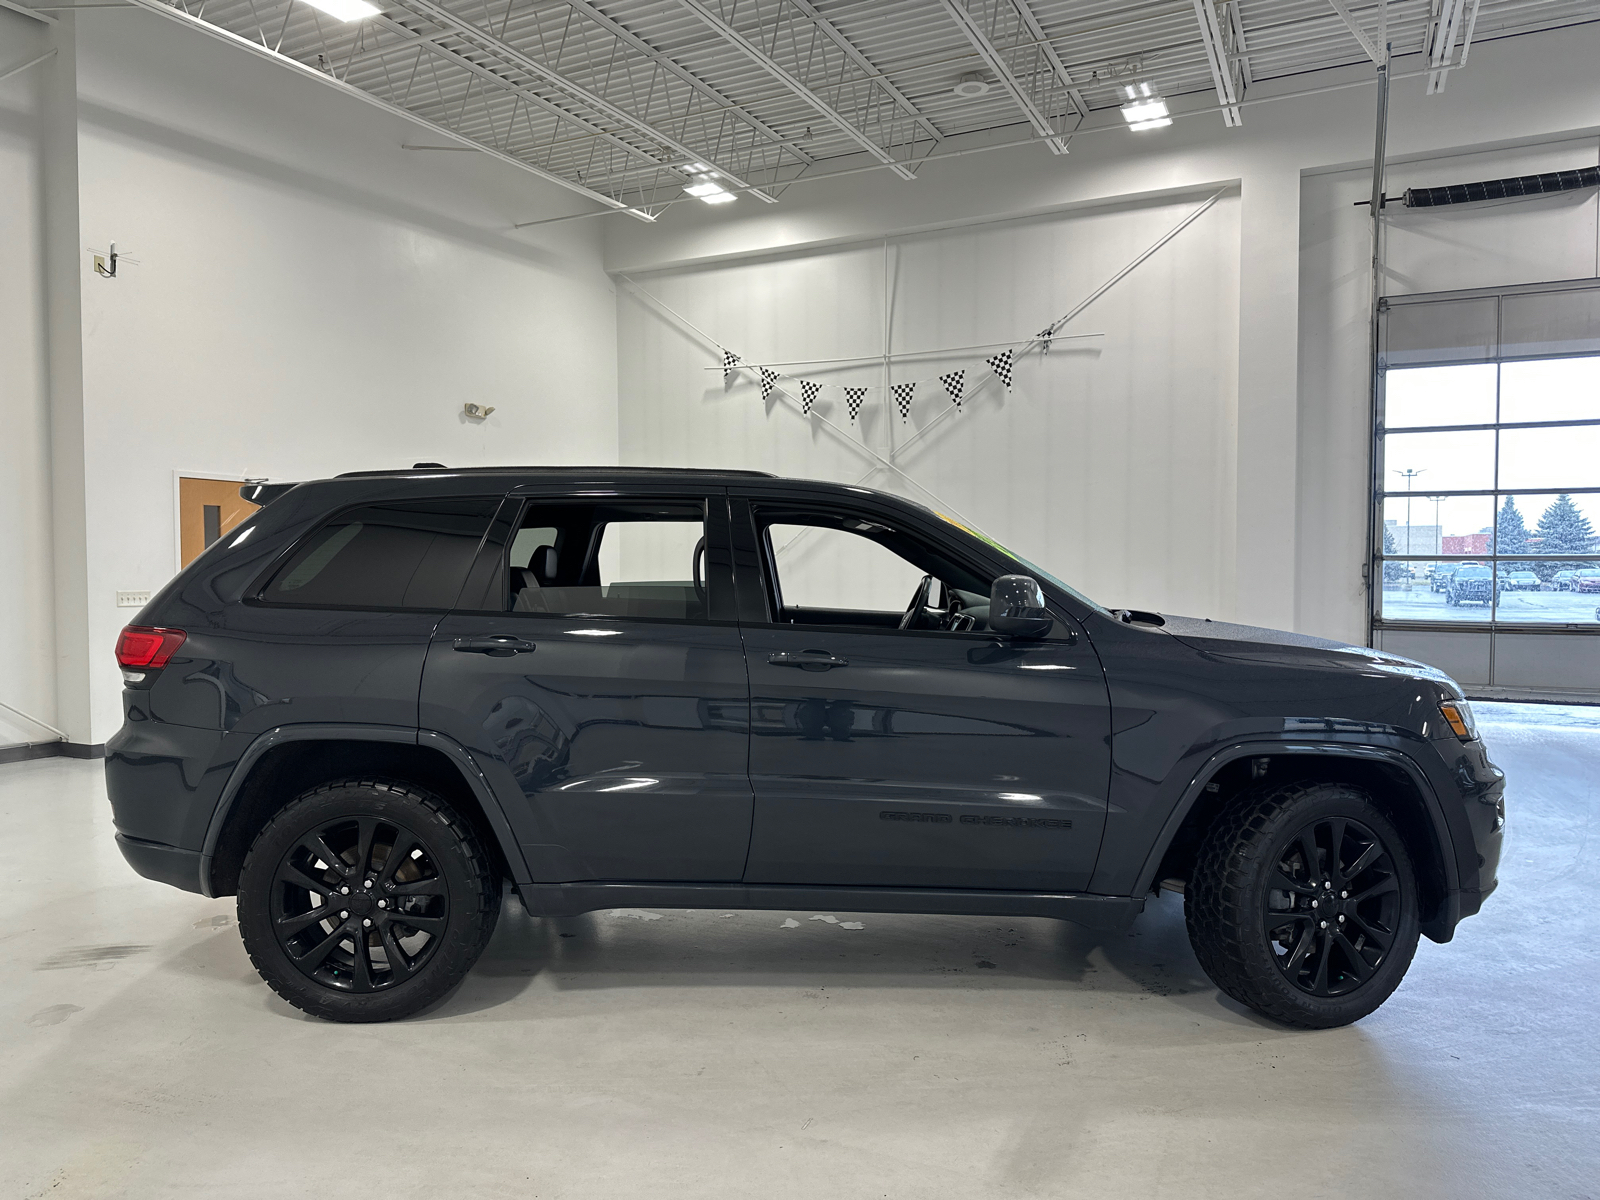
[340,886,350,895]
[377,900,387,909]
[1341,891,1348,899]
[1320,920,1328,929]
[364,880,372,889]
[363,918,372,927]
[340,910,349,919]
[1338,915,1346,923]
[1311,900,1318,908]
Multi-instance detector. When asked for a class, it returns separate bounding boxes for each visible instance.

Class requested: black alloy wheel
[1186,780,1420,1029]
[1262,816,1401,998]
[270,815,450,993]
[238,779,500,1022]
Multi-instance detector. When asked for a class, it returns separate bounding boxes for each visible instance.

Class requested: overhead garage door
[1373,279,1600,699]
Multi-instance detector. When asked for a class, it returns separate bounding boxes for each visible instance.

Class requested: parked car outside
[1446,565,1497,606]
[1499,571,1541,592]
[1430,565,1457,592]
[1575,569,1600,594]
[106,467,1505,1030]
[1553,570,1580,591]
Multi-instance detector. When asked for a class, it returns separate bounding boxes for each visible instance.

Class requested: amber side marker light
[1438,699,1477,741]
[115,625,187,670]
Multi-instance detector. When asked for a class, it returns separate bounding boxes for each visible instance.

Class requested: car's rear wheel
[237,779,500,1022]
[1185,780,1420,1028]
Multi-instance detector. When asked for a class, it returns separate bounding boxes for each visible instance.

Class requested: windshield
[931,511,1107,615]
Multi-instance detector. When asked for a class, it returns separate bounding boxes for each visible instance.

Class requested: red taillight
[116,625,187,669]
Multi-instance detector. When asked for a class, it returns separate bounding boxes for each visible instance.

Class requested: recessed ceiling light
[952,73,991,99]
[303,0,380,21]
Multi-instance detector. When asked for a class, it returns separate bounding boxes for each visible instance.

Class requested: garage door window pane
[1382,494,1492,556]
[1499,356,1600,424]
[1500,289,1600,359]
[1383,430,1495,492]
[1384,364,1497,428]
[1383,297,1498,366]
[1498,425,1600,491]
[1379,561,1494,622]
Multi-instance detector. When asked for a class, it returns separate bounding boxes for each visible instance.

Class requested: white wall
[606,22,1600,648]
[58,10,620,742]
[618,191,1241,617]
[0,11,58,746]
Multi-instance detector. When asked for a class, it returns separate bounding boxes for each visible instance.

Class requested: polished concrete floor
[3,703,1597,1199]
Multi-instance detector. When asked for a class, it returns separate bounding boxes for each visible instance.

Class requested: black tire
[237,778,501,1022]
[1185,780,1420,1029]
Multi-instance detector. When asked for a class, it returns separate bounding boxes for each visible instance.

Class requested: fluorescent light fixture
[683,171,736,205]
[1120,95,1171,131]
[303,0,380,20]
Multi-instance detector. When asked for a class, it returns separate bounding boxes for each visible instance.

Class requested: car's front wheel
[1186,780,1420,1028]
[237,779,501,1022]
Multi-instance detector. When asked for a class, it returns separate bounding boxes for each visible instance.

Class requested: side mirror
[989,574,1052,639]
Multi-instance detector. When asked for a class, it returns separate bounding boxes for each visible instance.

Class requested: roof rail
[333,465,777,479]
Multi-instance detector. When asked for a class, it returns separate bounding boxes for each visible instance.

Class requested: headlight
[1438,698,1478,741]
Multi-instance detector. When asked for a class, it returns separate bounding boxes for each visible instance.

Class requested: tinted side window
[262,497,499,610]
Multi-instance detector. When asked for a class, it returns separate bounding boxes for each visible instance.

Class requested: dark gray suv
[107,467,1505,1027]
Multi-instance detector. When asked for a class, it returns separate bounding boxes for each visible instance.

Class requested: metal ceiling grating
[68,0,1600,219]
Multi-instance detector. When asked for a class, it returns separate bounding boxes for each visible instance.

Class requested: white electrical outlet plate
[116,590,152,608]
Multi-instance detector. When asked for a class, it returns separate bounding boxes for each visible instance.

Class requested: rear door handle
[453,635,536,656]
[768,649,849,671]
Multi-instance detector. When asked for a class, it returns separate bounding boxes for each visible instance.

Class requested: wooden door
[179,477,259,567]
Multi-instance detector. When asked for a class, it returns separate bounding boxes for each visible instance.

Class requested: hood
[1154,613,1462,693]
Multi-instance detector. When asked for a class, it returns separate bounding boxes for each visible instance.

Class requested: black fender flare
[198,723,530,896]
[1131,738,1461,907]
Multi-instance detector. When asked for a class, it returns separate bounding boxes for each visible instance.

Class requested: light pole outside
[1392,468,1425,581]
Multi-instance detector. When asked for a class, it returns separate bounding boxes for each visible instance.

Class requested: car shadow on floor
[416,890,1270,1027]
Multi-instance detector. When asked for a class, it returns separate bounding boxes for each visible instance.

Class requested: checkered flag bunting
[845,387,867,422]
[800,379,820,415]
[939,370,966,409]
[892,382,916,423]
[759,368,778,403]
[985,350,1014,390]
[722,350,741,386]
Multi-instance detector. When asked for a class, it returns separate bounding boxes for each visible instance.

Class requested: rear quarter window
[260,497,500,610]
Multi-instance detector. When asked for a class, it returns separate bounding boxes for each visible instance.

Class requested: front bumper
[1442,737,1505,926]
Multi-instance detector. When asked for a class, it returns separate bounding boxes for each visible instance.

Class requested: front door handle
[453,635,537,657]
[768,649,849,671]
